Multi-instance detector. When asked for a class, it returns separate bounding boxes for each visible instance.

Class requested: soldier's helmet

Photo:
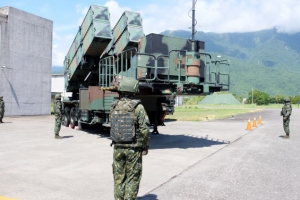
[118,77,139,93]
[55,94,61,100]
[284,97,290,102]
[0,96,2,100]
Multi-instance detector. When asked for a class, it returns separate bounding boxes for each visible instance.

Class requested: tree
[291,95,300,104]
[246,90,270,105]
[270,94,284,104]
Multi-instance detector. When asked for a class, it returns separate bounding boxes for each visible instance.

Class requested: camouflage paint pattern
[110,98,150,147]
[0,97,4,122]
[112,148,142,200]
[282,102,292,135]
[136,33,230,95]
[54,100,62,135]
[88,87,118,110]
[103,11,144,56]
[111,97,150,199]
[64,5,112,92]
[61,4,230,129]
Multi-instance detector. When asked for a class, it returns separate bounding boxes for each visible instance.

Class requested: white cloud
[138,0,300,34]
[52,0,300,66]
[104,0,131,27]
[51,1,132,66]
[52,32,74,66]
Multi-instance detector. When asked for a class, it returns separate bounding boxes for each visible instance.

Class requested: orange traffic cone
[258,115,263,125]
[252,116,257,127]
[246,118,252,130]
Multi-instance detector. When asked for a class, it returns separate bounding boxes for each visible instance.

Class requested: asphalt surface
[0,108,299,200]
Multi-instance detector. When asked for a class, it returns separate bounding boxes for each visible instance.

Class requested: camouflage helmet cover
[284,97,290,102]
[0,96,2,100]
[118,77,139,93]
[55,94,61,100]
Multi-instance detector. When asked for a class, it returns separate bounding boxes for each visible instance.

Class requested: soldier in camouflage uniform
[54,94,63,139]
[281,97,292,139]
[110,77,150,200]
[0,96,4,123]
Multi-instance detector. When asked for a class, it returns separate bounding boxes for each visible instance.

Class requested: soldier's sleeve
[136,104,150,148]
[287,105,292,116]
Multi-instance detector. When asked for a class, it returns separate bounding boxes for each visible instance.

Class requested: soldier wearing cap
[0,96,4,123]
[281,97,292,138]
[110,77,150,200]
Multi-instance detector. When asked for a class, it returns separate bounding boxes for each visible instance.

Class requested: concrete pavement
[141,109,300,200]
[0,109,297,199]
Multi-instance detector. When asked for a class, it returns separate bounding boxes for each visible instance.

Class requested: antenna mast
[191,0,196,51]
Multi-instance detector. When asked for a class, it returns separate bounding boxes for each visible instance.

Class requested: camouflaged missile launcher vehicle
[62,4,230,132]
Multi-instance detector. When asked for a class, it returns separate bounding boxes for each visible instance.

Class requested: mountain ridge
[161,28,300,97]
[52,28,300,97]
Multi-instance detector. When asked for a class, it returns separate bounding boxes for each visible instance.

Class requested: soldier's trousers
[112,148,142,200]
[0,110,3,122]
[54,114,62,135]
[283,117,290,135]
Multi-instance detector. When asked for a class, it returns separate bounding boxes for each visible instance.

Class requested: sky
[1,0,300,67]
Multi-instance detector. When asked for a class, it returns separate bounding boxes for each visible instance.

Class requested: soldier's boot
[55,135,62,139]
[283,134,290,139]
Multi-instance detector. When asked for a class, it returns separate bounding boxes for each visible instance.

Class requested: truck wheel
[64,107,70,127]
[78,121,83,130]
[70,107,77,129]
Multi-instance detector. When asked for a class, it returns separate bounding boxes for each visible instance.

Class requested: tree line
[244,90,300,105]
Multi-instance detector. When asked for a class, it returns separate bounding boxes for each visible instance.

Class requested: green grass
[165,104,299,121]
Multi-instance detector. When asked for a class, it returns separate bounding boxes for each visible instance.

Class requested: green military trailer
[62,3,230,133]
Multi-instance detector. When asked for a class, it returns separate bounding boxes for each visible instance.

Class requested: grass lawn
[165,104,299,121]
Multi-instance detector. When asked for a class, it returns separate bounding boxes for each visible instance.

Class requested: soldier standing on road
[0,96,5,123]
[54,94,63,139]
[110,77,150,200]
[281,97,292,139]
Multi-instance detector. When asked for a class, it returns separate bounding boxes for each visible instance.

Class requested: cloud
[104,0,131,27]
[138,0,300,34]
[51,1,133,66]
[52,0,300,66]
[52,32,74,66]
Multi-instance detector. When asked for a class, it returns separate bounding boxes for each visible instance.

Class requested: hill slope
[161,29,300,97]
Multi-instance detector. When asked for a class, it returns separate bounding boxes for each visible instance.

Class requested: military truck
[62,3,230,133]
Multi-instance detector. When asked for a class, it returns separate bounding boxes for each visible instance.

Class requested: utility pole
[252,88,253,104]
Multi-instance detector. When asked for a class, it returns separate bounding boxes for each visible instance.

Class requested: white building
[51,74,64,102]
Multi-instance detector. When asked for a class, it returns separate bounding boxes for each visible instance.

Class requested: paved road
[0,108,299,200]
[141,109,300,200]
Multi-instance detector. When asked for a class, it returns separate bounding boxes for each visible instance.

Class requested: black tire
[78,120,83,130]
[70,107,78,129]
[64,107,70,127]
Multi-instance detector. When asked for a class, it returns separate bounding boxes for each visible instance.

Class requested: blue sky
[0,0,299,67]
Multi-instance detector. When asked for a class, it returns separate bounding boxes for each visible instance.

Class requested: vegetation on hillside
[161,29,300,97]
[185,90,300,106]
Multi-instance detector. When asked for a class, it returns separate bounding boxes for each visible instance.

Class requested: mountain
[52,66,64,74]
[52,29,300,97]
[161,29,300,97]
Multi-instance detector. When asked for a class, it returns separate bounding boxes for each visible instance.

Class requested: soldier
[281,97,292,139]
[54,94,63,139]
[0,96,5,123]
[110,77,150,200]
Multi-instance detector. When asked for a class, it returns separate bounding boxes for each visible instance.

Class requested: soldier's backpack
[110,99,140,143]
